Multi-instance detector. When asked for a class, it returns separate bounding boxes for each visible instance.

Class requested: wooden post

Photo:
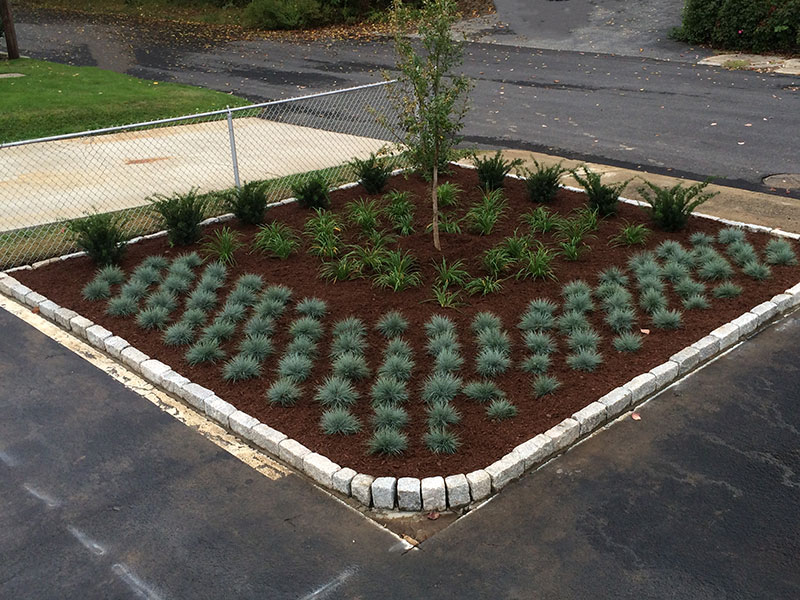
[0,0,20,60]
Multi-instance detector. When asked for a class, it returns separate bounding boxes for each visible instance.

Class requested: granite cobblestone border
[3,190,800,513]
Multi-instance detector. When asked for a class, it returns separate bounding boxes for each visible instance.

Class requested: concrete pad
[0,118,388,231]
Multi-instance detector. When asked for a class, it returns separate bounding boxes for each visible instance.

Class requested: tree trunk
[431,162,440,251]
[0,0,20,60]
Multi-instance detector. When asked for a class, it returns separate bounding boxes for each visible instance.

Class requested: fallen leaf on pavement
[631,413,641,421]
[427,511,440,520]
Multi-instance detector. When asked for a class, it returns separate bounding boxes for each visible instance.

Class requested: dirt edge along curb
[3,185,800,513]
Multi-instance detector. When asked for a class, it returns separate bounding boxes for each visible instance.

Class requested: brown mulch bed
[15,166,800,478]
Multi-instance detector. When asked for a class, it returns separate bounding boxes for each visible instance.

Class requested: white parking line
[112,563,166,600]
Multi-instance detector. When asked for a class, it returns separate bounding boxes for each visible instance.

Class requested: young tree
[386,0,471,250]
[0,0,20,60]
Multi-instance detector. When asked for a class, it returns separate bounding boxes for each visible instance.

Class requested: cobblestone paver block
[229,410,259,438]
[121,346,149,370]
[69,315,94,339]
[351,474,374,507]
[691,335,720,362]
[514,434,554,470]
[85,324,112,348]
[250,423,287,455]
[770,293,794,312]
[466,470,491,502]
[179,382,214,411]
[731,312,758,337]
[598,387,633,417]
[332,467,357,496]
[544,418,580,453]
[397,477,422,511]
[278,439,311,470]
[103,335,129,359]
[24,291,47,308]
[140,359,171,385]
[371,477,397,510]
[670,346,701,375]
[304,453,341,488]
[54,307,79,329]
[650,361,679,390]
[623,373,657,403]
[8,281,32,303]
[421,476,446,511]
[485,451,524,491]
[750,301,779,326]
[37,299,60,320]
[159,370,189,396]
[444,474,470,508]
[204,395,236,427]
[710,322,740,350]
[572,402,607,436]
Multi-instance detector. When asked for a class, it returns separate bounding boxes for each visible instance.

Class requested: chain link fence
[0,80,399,268]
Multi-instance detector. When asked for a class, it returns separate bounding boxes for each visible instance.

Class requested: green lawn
[0,58,251,143]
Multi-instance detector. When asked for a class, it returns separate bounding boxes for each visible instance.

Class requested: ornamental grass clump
[315,376,360,408]
[613,332,643,353]
[372,405,409,430]
[463,380,504,403]
[522,353,551,375]
[661,260,689,283]
[425,314,456,338]
[227,286,257,308]
[186,288,217,312]
[255,297,286,320]
[690,232,714,247]
[136,306,169,330]
[385,337,413,360]
[185,339,225,366]
[96,265,125,286]
[368,428,408,456]
[727,241,758,267]
[332,352,370,381]
[523,331,556,355]
[652,307,683,329]
[717,227,746,245]
[375,311,409,340]
[765,239,798,266]
[217,301,247,324]
[181,308,207,329]
[563,292,594,314]
[201,319,236,343]
[244,314,274,338]
[371,376,409,407]
[567,328,601,352]
[698,254,734,281]
[475,348,510,377]
[238,334,273,362]
[566,348,603,372]
[421,372,462,405]
[518,306,556,332]
[639,288,668,315]
[597,266,629,287]
[286,336,318,358]
[532,374,561,398]
[320,408,361,435]
[330,332,367,358]
[106,295,138,317]
[683,294,711,310]
[288,316,324,342]
[296,297,328,319]
[487,399,517,422]
[131,265,161,288]
[742,260,771,280]
[434,348,464,374]
[163,321,195,346]
[278,352,313,382]
[82,278,111,301]
[252,222,300,259]
[263,284,292,305]
[558,310,590,334]
[674,277,706,299]
[266,378,301,407]
[427,401,461,428]
[145,290,177,313]
[332,316,366,338]
[605,307,636,333]
[424,428,460,454]
[377,353,414,382]
[161,273,193,296]
[222,355,261,382]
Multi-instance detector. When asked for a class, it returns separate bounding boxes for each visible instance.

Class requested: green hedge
[676,0,800,53]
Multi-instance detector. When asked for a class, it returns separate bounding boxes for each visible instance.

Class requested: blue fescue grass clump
[186,288,217,312]
[424,428,460,454]
[661,260,689,283]
[683,294,710,310]
[597,266,628,287]
[377,354,414,382]
[181,308,207,328]
[477,327,511,354]
[426,330,460,356]
[698,254,734,281]
[566,328,601,352]
[765,238,798,266]
[106,295,139,316]
[330,331,367,358]
[82,278,111,301]
[566,349,603,372]
[201,319,236,343]
[523,331,556,355]
[266,378,301,406]
[287,337,317,361]
[315,376,359,408]
[238,334,273,361]
[222,355,261,382]
[605,307,636,333]
[254,297,286,319]
[185,339,225,365]
[96,265,125,286]
[384,337,413,360]
[532,374,561,398]
[471,311,502,334]
[145,290,177,313]
[518,309,556,332]
[421,372,462,405]
[426,401,461,428]
[689,232,714,247]
[161,273,193,296]
[557,310,590,334]
[288,316,324,341]
[163,321,194,346]
[562,279,592,298]
[424,314,456,337]
[601,288,634,312]
[475,348,510,377]
[236,273,264,292]
[141,254,169,271]
[320,408,361,435]
[332,352,370,381]
[368,428,408,456]
[486,399,517,422]
[563,292,594,314]
[120,279,149,301]
[521,353,551,375]
[651,308,683,329]
[613,332,643,353]
[131,265,161,288]
[217,301,247,324]
[639,289,668,314]
[296,297,328,319]
[278,352,313,382]
[712,281,743,298]
[376,311,409,338]
[332,316,366,338]
[372,405,409,430]
[674,277,706,299]
[136,306,170,330]
[263,284,292,304]
[727,241,758,266]
[227,285,258,307]
[717,227,745,245]
[244,314,274,338]
[371,376,409,406]
[636,275,665,294]
[463,380,505,403]
[434,348,464,374]
[741,260,771,280]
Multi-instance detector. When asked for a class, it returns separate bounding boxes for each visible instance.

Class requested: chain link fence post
[226,106,242,190]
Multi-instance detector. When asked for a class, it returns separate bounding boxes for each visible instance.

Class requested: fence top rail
[0,79,397,150]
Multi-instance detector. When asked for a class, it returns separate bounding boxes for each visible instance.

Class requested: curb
[3,191,800,513]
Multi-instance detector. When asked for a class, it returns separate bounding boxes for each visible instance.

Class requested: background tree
[0,0,20,60]
[385,0,471,250]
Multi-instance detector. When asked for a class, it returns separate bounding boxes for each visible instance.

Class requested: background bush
[675,0,800,53]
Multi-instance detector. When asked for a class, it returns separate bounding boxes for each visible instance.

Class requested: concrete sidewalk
[0,118,388,230]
